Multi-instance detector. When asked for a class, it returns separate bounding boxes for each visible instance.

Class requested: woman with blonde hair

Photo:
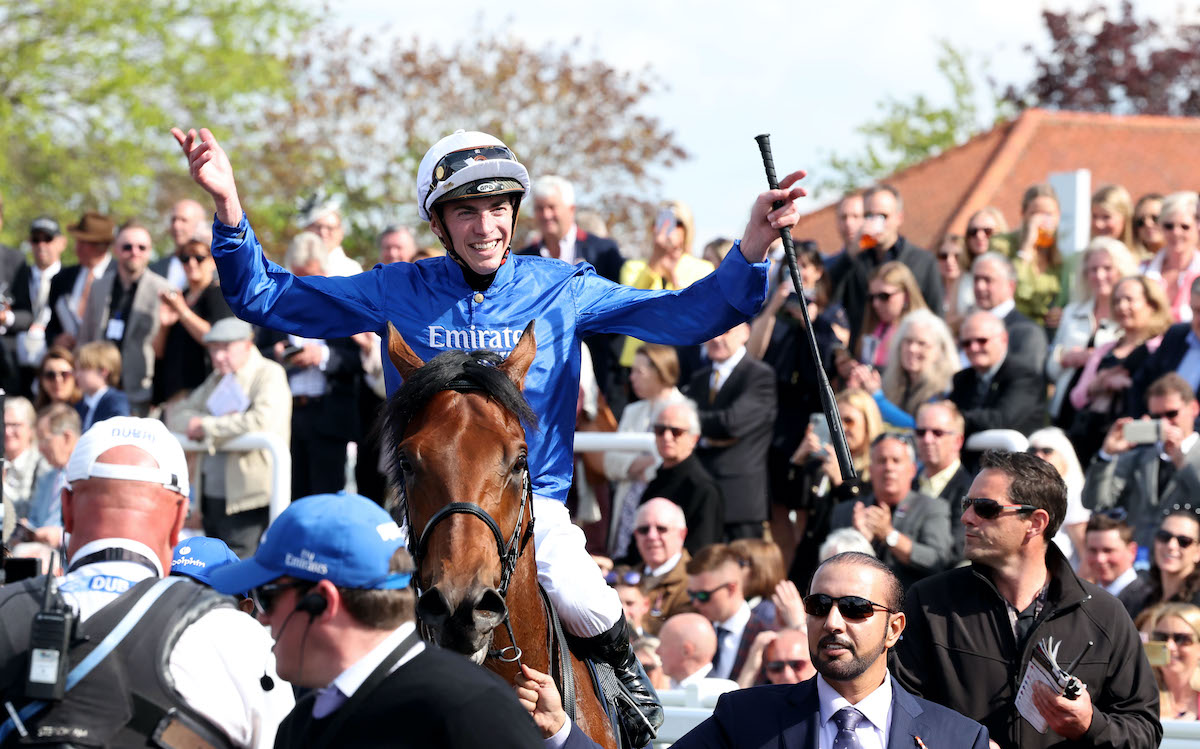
[618,200,711,368]
[1068,275,1173,462]
[1027,427,1091,571]
[1142,191,1200,322]
[1144,602,1200,720]
[1091,184,1135,249]
[1131,193,1166,261]
[856,261,927,369]
[1047,237,1139,423]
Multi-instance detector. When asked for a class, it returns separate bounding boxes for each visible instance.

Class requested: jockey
[172,126,807,747]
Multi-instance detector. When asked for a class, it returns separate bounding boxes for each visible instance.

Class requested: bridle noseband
[398,379,536,663]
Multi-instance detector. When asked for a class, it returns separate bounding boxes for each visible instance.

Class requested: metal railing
[172,432,292,521]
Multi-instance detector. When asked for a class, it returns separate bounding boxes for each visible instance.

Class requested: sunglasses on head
[1152,631,1196,647]
[1155,530,1198,549]
[803,593,891,621]
[653,424,687,438]
[961,497,1037,520]
[868,290,899,303]
[429,145,518,191]
[250,580,312,616]
[1133,214,1159,229]
[967,226,994,237]
[765,659,809,674]
[605,570,643,586]
[687,582,733,603]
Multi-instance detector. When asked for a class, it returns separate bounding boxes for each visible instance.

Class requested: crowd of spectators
[3,169,1199,747]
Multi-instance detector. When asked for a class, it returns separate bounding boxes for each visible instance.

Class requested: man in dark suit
[5,217,67,394]
[971,252,1048,374]
[914,401,973,558]
[949,310,1046,438]
[836,184,942,338]
[685,322,776,540]
[672,551,989,748]
[831,434,954,588]
[47,211,115,349]
[517,174,627,412]
[639,400,724,554]
[210,493,542,749]
[685,544,777,682]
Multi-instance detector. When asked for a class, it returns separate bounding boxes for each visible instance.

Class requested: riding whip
[754,134,857,483]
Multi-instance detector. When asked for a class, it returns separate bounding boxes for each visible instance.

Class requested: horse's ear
[387,322,425,379]
[500,320,537,389]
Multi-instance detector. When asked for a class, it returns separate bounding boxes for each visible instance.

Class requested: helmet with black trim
[417,130,530,223]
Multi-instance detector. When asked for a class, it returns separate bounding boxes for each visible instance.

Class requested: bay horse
[381,322,619,749]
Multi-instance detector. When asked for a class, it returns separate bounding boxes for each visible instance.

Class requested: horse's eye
[398,455,414,474]
[513,455,527,472]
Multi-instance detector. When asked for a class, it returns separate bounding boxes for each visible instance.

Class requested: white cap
[66,417,190,496]
[416,130,530,222]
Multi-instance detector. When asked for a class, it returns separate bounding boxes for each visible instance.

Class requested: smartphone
[1143,640,1169,667]
[655,208,676,236]
[1123,419,1162,446]
[809,413,832,458]
[280,344,304,362]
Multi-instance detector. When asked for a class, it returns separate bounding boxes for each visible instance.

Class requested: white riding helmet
[417,130,530,222]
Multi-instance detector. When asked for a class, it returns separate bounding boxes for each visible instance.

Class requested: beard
[813,633,886,681]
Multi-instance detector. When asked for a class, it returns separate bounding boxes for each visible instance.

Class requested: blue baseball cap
[171,536,240,586]
[208,493,411,595]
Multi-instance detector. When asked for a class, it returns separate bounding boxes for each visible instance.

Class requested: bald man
[762,628,816,685]
[949,310,1046,438]
[633,498,695,635]
[658,613,739,698]
[153,198,208,289]
[685,322,777,540]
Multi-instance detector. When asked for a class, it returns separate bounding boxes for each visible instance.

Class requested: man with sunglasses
[631,498,695,636]
[673,551,988,748]
[77,221,170,415]
[895,450,1161,748]
[0,416,294,747]
[969,252,1048,374]
[208,492,543,749]
[641,400,724,552]
[913,402,973,556]
[1085,372,1200,549]
[685,544,776,681]
[949,310,1047,440]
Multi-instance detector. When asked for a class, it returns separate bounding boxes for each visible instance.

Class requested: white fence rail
[573,432,655,453]
[172,432,292,521]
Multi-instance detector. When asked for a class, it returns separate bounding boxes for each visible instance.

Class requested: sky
[336,0,1195,251]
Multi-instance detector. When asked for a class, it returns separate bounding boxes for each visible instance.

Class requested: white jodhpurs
[533,497,622,637]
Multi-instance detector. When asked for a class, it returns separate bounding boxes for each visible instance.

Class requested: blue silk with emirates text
[210,216,768,503]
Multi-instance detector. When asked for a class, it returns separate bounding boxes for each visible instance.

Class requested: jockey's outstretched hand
[739,169,807,263]
[170,127,244,226]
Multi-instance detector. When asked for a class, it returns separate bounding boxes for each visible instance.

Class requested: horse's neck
[488,551,552,681]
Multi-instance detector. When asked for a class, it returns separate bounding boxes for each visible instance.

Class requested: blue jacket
[670,675,989,749]
[211,217,768,503]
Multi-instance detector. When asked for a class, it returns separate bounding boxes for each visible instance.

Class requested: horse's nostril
[474,588,507,619]
[417,588,451,626]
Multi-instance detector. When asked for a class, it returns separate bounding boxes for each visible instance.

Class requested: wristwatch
[885,529,901,548]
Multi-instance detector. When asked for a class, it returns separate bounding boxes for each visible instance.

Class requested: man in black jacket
[685,322,776,540]
[210,492,543,749]
[949,311,1046,438]
[642,400,725,554]
[894,450,1161,748]
[836,184,942,338]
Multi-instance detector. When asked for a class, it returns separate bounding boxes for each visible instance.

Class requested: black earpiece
[296,593,327,617]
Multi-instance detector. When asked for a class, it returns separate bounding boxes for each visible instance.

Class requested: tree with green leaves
[819,41,1002,194]
[0,0,311,249]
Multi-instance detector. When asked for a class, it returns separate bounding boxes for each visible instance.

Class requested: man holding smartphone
[1084,373,1200,549]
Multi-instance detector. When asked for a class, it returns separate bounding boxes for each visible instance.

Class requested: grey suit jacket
[831,490,954,588]
[1083,441,1200,548]
[79,267,169,407]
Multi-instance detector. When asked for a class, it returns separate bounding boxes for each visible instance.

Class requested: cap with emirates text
[66,416,190,496]
[208,493,411,595]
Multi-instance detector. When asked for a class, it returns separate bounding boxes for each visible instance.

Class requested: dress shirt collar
[716,599,751,639]
[676,661,713,688]
[646,552,683,579]
[1160,432,1200,462]
[1105,566,1139,598]
[82,386,108,410]
[711,346,746,383]
[989,298,1015,320]
[817,671,893,734]
[31,261,62,285]
[539,224,578,266]
[920,459,961,498]
[329,621,424,700]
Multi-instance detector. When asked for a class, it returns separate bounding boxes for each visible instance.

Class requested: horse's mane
[379,348,539,492]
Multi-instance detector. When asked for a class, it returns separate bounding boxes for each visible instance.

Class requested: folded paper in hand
[1015,636,1073,733]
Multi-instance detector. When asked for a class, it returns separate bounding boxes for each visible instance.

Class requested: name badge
[105,318,126,341]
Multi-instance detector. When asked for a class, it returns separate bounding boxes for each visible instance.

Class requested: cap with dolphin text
[208,493,411,595]
[66,416,190,497]
[171,537,240,586]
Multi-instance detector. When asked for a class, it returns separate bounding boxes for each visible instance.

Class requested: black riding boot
[573,615,663,747]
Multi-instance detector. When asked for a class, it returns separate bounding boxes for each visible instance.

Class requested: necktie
[709,369,722,404]
[311,685,347,719]
[833,706,865,749]
[1159,457,1177,496]
[710,626,730,677]
[973,373,990,406]
[77,267,94,320]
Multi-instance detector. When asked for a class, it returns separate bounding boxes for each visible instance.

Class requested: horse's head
[382,321,538,663]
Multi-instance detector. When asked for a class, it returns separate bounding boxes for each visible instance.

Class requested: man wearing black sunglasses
[1085,372,1200,549]
[672,552,988,748]
[895,450,1161,748]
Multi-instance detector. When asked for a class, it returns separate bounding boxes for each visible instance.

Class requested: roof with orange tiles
[793,108,1200,254]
